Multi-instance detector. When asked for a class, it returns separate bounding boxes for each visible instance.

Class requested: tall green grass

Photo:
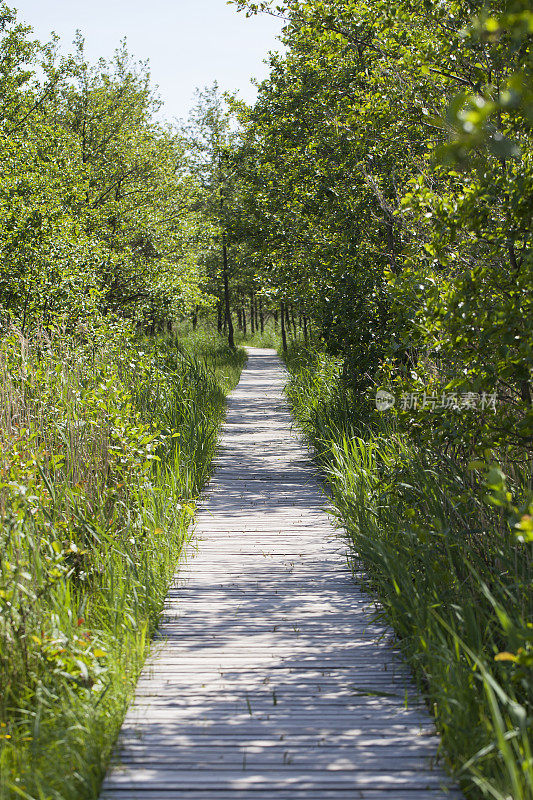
[284,342,532,800]
[0,323,246,800]
[235,324,282,349]
[182,311,286,350]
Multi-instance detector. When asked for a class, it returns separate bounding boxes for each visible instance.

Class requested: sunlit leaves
[0,11,208,330]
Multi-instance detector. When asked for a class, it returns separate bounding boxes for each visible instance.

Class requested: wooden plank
[111,748,441,770]
[115,734,442,752]
[102,793,463,800]
[100,348,461,800]
[102,769,453,788]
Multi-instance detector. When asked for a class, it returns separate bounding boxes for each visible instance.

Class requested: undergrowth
[284,342,532,800]
[0,321,246,800]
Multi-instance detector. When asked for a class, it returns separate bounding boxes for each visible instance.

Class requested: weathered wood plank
[100,348,461,800]
[102,792,463,800]
[102,768,453,788]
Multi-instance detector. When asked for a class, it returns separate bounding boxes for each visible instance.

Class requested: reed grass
[284,341,532,800]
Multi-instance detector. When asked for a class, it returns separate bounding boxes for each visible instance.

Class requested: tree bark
[222,233,234,349]
[280,302,287,353]
[520,380,532,406]
[285,304,291,340]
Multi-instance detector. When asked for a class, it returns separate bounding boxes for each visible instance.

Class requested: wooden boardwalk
[101,348,461,800]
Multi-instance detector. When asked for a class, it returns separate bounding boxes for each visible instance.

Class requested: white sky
[15,0,284,121]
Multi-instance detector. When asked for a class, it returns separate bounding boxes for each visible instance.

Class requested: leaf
[494,652,517,662]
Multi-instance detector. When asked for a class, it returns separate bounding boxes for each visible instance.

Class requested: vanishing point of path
[101,348,462,800]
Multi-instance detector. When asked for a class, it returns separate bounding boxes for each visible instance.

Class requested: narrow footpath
[101,347,462,799]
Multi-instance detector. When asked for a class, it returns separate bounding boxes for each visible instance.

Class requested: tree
[231,0,532,451]
[184,84,239,349]
[0,13,208,333]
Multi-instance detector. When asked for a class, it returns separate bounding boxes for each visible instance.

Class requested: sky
[14,0,284,122]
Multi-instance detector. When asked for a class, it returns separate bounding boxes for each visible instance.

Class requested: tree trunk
[222,233,235,349]
[250,294,255,335]
[280,302,287,353]
[521,380,532,406]
[386,215,400,274]
[285,305,291,340]
[259,298,264,335]
[217,300,223,334]
[303,314,308,342]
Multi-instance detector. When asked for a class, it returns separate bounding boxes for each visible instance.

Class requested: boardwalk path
[102,348,461,800]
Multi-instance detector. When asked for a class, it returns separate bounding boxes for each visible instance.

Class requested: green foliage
[230,0,532,450]
[0,8,211,332]
[0,0,531,795]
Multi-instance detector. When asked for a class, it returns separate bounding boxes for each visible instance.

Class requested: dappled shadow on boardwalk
[100,348,462,800]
